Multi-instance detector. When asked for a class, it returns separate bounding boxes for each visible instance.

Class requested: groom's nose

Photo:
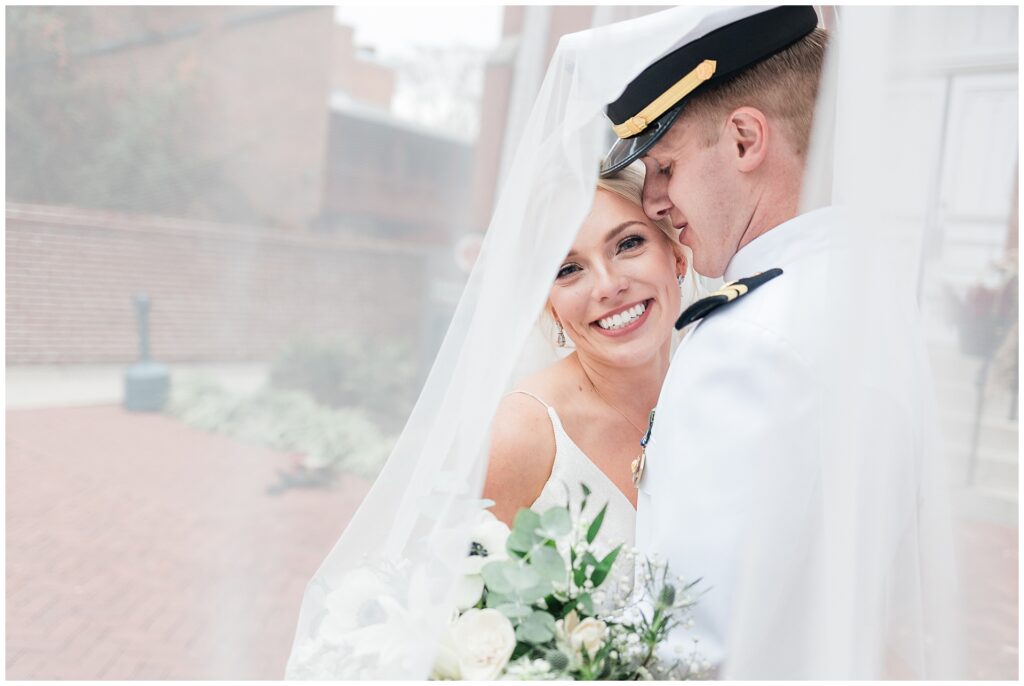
[641,174,672,222]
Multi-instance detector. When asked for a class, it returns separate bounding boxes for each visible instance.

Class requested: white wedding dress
[510,391,637,611]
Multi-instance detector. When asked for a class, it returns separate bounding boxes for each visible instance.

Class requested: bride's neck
[574,347,669,417]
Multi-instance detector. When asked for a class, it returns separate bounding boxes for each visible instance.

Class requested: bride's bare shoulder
[484,363,573,525]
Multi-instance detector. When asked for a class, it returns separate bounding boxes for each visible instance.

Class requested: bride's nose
[591,263,629,300]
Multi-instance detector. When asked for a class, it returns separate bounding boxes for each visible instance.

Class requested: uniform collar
[724,206,837,282]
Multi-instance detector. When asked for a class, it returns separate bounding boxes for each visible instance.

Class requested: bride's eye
[556,263,581,280]
[617,234,646,253]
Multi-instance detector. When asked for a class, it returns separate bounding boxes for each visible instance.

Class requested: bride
[485,164,697,532]
[484,165,701,610]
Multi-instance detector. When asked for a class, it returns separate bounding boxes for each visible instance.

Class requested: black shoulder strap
[674,268,783,330]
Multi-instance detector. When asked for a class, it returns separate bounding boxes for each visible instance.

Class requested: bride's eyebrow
[564,221,645,259]
[604,220,645,243]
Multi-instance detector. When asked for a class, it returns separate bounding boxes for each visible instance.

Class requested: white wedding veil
[723,7,964,677]
[286,6,965,679]
[286,9,714,678]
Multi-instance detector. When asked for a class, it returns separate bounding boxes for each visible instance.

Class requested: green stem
[636,609,664,674]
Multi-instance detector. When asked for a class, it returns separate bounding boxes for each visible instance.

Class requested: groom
[600,6,958,679]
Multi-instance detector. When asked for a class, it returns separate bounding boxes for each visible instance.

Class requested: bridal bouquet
[432,484,705,680]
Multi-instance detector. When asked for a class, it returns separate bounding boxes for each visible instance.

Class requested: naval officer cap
[600,5,819,177]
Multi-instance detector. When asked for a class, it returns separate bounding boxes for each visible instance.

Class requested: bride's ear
[547,304,561,328]
[674,245,688,278]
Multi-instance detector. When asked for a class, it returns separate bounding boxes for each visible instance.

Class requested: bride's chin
[586,338,661,366]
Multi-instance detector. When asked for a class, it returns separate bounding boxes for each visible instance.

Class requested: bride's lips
[590,299,654,338]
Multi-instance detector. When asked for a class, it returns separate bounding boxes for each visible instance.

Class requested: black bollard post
[124,293,171,412]
[136,294,152,362]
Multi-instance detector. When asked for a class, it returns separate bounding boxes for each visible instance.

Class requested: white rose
[451,608,516,680]
[553,610,579,668]
[569,617,607,659]
[555,610,607,662]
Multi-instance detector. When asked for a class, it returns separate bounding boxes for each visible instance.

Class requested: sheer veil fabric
[285,9,716,678]
[286,6,962,679]
[774,7,963,677]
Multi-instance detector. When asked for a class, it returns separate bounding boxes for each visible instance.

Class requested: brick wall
[6,203,429,365]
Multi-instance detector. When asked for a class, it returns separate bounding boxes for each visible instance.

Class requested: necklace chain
[581,367,646,437]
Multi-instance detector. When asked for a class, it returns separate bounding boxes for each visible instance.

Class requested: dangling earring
[677,274,685,286]
[556,322,566,348]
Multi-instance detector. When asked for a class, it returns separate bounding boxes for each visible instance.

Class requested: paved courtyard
[7,405,370,679]
[5,404,1018,679]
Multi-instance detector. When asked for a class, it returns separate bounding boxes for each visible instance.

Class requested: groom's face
[639,118,746,279]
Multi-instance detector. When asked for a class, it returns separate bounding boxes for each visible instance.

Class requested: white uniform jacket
[635,206,959,678]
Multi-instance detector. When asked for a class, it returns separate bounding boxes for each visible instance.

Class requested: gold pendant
[633,408,655,489]
[631,447,646,488]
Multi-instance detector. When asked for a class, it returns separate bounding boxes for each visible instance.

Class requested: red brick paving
[957,516,1019,679]
[6,405,371,679]
[5,406,1018,679]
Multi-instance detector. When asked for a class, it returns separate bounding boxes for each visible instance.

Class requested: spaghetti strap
[505,389,551,410]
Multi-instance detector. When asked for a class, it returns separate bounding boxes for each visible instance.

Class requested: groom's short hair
[680,28,829,157]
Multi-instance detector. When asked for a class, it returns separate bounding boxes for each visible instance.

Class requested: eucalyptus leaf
[512,508,541,536]
[540,506,571,538]
[504,564,542,592]
[495,602,534,623]
[481,560,516,594]
[506,529,535,556]
[486,590,511,609]
[515,578,554,605]
[508,508,542,555]
[531,545,566,585]
[515,610,557,644]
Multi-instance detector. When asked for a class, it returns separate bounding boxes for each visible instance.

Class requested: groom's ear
[725,107,769,173]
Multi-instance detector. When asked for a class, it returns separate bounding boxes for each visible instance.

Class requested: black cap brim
[599,104,683,177]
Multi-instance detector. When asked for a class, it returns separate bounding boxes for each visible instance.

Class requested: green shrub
[167,376,394,478]
[268,335,417,432]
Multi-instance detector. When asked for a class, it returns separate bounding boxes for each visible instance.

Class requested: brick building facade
[7,7,470,366]
[6,204,425,365]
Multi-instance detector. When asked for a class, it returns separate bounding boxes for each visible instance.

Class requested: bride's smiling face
[549,189,684,367]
